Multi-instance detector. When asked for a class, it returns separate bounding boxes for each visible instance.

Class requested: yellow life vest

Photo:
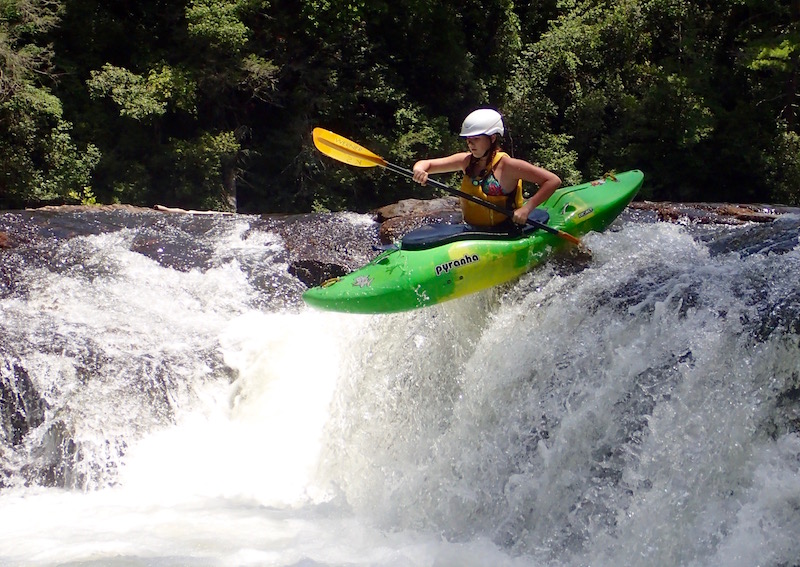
[459,151,524,227]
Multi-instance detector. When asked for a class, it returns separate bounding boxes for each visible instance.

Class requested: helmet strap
[478,134,497,158]
[467,135,499,177]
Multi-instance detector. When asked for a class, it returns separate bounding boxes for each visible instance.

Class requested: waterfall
[0,208,798,566]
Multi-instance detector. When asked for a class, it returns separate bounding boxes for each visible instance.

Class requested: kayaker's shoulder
[496,155,561,185]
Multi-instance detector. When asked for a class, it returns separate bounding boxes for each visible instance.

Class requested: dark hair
[465,135,502,178]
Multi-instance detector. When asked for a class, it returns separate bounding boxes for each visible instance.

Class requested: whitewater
[0,207,798,566]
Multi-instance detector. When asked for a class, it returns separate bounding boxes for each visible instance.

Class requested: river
[1,207,799,566]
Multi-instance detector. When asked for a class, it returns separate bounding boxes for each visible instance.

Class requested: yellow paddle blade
[312,128,388,168]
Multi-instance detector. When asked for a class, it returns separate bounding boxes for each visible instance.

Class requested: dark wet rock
[276,213,380,288]
[25,419,81,488]
[628,201,797,224]
[704,214,800,258]
[379,210,464,244]
[288,259,349,287]
[374,196,461,244]
[374,196,460,222]
[772,377,800,438]
[1,362,47,447]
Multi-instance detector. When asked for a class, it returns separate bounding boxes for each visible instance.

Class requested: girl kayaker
[412,108,561,228]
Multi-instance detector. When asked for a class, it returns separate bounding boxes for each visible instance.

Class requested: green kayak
[303,169,643,314]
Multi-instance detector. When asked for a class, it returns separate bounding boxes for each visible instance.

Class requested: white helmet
[459,108,505,137]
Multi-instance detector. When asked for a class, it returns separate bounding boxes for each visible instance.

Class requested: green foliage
[0,0,62,106]
[2,0,799,211]
[745,37,800,73]
[67,186,98,206]
[40,121,102,199]
[391,105,452,164]
[501,0,800,202]
[766,123,800,206]
[0,0,61,43]
[87,63,197,121]
[0,85,100,205]
[187,0,250,51]
[167,131,240,210]
[240,54,278,101]
[0,0,102,208]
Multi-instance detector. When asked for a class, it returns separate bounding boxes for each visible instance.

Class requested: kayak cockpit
[401,209,550,251]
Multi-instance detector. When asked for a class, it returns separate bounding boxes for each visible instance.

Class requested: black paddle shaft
[383,162,561,237]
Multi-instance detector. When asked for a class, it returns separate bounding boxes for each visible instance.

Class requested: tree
[50,0,276,211]
[4,0,797,211]
[0,0,99,208]
[738,0,800,204]
[505,0,800,204]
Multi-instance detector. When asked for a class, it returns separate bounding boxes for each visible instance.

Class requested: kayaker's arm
[412,153,469,186]
[501,157,562,224]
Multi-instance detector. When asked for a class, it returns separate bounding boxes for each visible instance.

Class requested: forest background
[1,0,799,213]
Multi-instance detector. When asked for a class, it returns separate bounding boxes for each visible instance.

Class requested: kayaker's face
[466,135,492,157]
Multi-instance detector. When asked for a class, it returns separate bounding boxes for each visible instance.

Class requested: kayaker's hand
[512,207,531,225]
[412,167,428,186]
